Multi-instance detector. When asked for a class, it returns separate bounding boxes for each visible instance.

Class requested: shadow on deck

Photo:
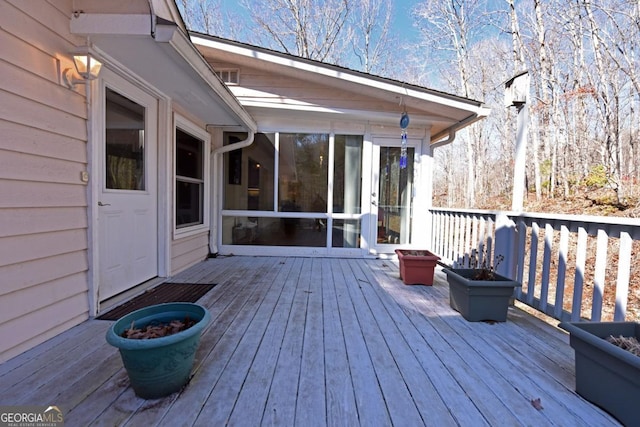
[0,256,620,426]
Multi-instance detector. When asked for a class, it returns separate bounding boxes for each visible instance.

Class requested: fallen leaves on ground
[530,398,543,410]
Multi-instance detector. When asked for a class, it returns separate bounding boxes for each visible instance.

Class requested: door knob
[98,201,111,206]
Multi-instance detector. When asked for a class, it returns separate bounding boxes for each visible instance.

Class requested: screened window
[278,133,329,213]
[223,133,275,211]
[176,128,204,228]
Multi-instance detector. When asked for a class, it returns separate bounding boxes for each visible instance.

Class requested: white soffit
[70,14,256,130]
[191,34,490,121]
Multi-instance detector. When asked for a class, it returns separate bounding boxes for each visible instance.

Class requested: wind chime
[399,110,409,169]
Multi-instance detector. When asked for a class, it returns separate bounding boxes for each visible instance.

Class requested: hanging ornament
[399,111,409,169]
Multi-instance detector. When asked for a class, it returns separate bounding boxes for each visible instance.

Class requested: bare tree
[348,0,394,74]
[177,0,246,40]
[413,0,503,207]
[240,0,352,64]
[177,0,223,35]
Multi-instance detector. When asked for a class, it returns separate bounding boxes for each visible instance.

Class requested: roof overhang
[70,14,256,131]
[190,34,489,144]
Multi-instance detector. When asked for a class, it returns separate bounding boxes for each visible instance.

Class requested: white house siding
[171,232,209,274]
[0,0,90,362]
[206,62,405,115]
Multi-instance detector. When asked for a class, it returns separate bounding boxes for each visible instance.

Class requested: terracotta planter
[559,321,640,426]
[395,249,440,285]
[106,302,211,399]
[444,268,521,322]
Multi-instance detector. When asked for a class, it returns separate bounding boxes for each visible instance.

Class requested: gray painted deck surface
[0,256,620,426]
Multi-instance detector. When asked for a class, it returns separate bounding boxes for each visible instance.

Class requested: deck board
[0,256,621,426]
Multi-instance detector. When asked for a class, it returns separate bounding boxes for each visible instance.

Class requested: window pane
[222,216,326,247]
[176,129,202,179]
[105,88,145,190]
[176,181,202,227]
[378,147,414,244]
[332,219,361,248]
[278,133,328,213]
[175,127,204,228]
[333,135,362,214]
[223,133,275,211]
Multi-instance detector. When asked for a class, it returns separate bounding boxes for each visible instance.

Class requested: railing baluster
[614,231,632,321]
[527,222,539,306]
[463,213,472,266]
[446,212,453,263]
[452,214,460,265]
[471,216,478,266]
[485,218,494,265]
[539,223,554,313]
[571,227,587,321]
[434,212,441,255]
[592,229,608,322]
[515,220,527,299]
[554,224,569,319]
[478,217,486,266]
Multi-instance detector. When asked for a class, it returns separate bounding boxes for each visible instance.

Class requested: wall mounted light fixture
[63,50,103,88]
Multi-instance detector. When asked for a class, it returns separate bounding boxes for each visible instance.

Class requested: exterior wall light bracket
[63,50,103,89]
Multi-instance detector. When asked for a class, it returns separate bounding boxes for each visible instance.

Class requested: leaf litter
[606,335,640,356]
[122,317,196,339]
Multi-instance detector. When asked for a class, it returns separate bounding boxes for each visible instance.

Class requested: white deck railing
[429,208,640,322]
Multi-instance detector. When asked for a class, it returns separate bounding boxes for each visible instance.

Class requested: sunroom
[194,35,490,257]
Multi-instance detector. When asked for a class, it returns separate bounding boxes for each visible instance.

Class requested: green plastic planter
[559,321,640,426]
[445,268,521,322]
[106,302,211,399]
[395,249,441,285]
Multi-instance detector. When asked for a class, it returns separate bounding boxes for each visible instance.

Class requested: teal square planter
[445,268,521,322]
[559,321,640,426]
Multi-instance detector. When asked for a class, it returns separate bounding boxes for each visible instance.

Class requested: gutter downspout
[209,130,255,254]
[430,113,479,149]
[430,129,457,149]
[147,0,157,38]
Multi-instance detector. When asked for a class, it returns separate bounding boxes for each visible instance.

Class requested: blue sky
[392,1,420,42]
[219,0,422,43]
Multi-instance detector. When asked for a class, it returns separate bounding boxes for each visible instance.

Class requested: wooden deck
[0,256,620,426]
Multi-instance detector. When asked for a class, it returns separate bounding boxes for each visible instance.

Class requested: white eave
[70,13,256,131]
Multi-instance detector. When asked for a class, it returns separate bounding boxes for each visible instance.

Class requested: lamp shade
[73,54,102,80]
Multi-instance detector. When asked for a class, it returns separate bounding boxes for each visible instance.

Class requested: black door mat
[97,283,216,321]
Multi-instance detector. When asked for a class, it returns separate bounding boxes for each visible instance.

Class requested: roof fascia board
[191,34,486,115]
[154,23,256,131]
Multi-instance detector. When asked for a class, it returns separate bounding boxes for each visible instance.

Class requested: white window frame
[215,68,240,85]
[173,114,211,238]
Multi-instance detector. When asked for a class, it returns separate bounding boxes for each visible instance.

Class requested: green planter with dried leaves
[559,321,640,426]
[106,302,211,399]
[445,253,521,322]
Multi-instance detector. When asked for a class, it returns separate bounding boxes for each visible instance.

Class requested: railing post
[494,213,517,280]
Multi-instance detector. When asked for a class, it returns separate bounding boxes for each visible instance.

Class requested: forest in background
[178,0,640,218]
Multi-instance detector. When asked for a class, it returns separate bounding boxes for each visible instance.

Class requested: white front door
[98,75,158,301]
[370,138,418,254]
